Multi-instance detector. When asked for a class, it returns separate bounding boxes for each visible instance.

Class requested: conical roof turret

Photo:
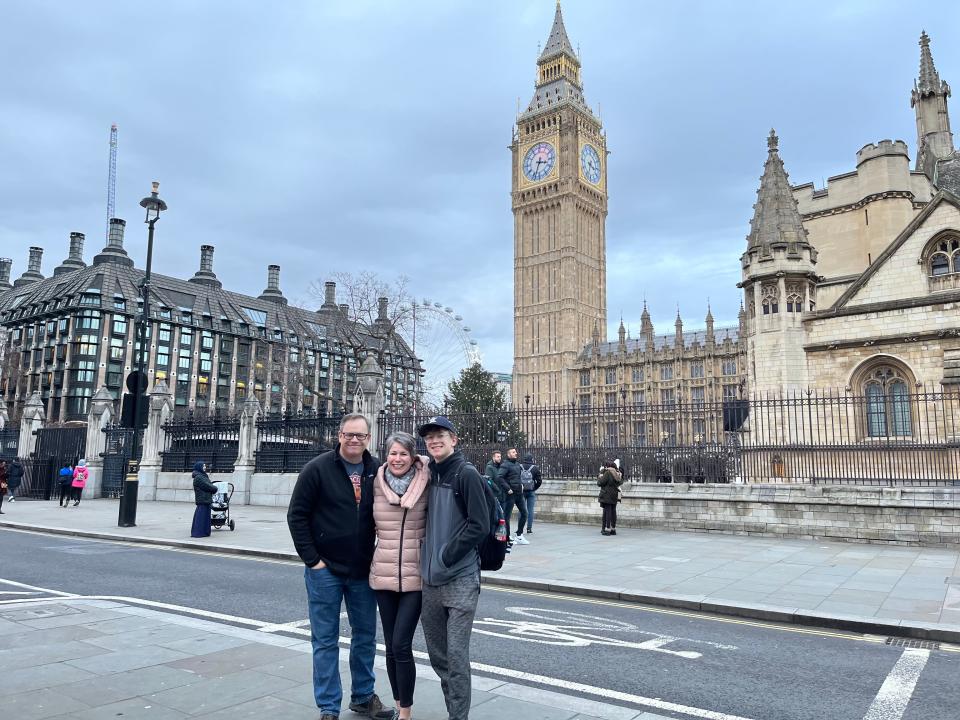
[745,130,809,254]
[538,2,578,64]
[915,31,948,98]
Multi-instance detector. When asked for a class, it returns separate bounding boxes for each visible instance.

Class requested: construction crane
[106,123,118,240]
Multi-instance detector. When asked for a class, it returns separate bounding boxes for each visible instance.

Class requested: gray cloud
[3,0,959,374]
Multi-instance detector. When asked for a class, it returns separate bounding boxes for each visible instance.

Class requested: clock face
[580,144,601,184]
[522,142,556,182]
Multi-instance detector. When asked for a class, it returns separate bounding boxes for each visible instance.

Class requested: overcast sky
[3,0,960,377]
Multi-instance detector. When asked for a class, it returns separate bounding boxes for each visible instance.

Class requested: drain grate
[885,637,940,650]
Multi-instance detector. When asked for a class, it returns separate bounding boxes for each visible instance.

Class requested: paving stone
[4,687,92,720]
[0,639,110,669]
[65,644,191,674]
[2,661,97,695]
[59,665,202,706]
[194,694,321,719]
[164,641,304,677]
[69,696,191,720]
[147,667,300,714]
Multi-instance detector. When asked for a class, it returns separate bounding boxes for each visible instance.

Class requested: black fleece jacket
[286,445,380,578]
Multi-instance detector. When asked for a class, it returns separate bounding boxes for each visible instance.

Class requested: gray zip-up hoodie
[420,449,489,586]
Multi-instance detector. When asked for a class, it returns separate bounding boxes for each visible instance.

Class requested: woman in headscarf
[190,461,219,538]
[368,431,429,720]
[71,459,88,506]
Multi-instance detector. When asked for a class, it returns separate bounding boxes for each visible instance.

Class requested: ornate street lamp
[119,182,167,528]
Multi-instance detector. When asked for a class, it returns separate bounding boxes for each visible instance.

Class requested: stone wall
[533,479,960,545]
[154,471,297,507]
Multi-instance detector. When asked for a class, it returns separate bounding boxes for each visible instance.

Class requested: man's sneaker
[515,535,530,545]
[349,694,389,717]
[320,714,339,720]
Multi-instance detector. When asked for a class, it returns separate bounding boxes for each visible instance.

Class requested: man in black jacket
[287,413,390,720]
[419,416,488,720]
[497,447,528,545]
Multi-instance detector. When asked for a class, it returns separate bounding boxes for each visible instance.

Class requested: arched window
[862,366,912,437]
[761,284,778,315]
[926,235,960,276]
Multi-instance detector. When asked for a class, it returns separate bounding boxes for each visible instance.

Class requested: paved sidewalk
[2,498,960,642]
[1,597,667,720]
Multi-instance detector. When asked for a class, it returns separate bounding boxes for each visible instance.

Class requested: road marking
[0,591,40,596]
[0,585,760,720]
[482,585,932,648]
[862,648,930,720]
[0,578,77,597]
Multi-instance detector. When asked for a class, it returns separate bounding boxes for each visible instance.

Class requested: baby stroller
[210,481,236,531]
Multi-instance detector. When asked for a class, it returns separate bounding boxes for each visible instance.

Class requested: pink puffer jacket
[369,456,430,592]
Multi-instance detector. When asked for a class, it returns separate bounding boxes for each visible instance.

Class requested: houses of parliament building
[512,5,960,440]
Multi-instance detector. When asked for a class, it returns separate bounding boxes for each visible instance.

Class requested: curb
[5,520,960,645]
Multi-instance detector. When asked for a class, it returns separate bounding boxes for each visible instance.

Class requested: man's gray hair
[339,413,371,433]
[384,431,417,457]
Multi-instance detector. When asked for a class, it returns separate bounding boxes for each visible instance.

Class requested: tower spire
[745,129,809,254]
[539,1,577,63]
[911,31,954,175]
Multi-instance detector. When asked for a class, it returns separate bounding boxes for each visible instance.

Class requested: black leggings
[601,502,617,529]
[59,483,72,506]
[375,590,422,708]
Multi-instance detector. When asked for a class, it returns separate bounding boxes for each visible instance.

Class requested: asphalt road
[2,527,957,720]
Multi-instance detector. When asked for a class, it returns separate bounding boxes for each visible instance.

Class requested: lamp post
[118,181,167,528]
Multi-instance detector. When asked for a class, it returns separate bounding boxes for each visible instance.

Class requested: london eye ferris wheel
[400,299,481,410]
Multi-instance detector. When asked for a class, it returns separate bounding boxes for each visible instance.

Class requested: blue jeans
[304,566,377,715]
[524,492,536,532]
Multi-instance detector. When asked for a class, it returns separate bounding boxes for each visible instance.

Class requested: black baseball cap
[418,415,457,436]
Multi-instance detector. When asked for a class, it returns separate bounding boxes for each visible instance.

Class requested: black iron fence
[255,410,343,473]
[160,411,239,473]
[0,427,17,462]
[380,388,960,486]
[100,425,142,498]
[22,425,87,500]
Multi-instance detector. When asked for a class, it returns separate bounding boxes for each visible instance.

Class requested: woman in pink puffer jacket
[370,431,429,720]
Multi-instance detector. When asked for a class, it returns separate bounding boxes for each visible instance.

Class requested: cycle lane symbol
[473,607,738,660]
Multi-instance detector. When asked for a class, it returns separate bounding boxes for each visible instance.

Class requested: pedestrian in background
[370,431,429,720]
[287,413,389,720]
[597,461,623,536]
[71,459,88,506]
[190,461,218,538]
[58,463,74,507]
[497,447,528,544]
[520,453,542,534]
[0,459,7,514]
[418,416,488,720]
[6,457,23,502]
[484,450,508,507]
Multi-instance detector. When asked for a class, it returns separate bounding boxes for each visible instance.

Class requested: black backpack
[453,462,507,572]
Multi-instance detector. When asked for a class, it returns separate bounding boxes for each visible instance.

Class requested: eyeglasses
[340,432,370,441]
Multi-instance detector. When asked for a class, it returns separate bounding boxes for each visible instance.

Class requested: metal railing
[255,409,343,473]
[160,411,239,473]
[379,388,960,486]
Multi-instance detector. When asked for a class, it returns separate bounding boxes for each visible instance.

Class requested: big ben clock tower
[512,2,608,407]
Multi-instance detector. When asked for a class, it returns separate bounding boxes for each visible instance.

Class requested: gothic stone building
[0,221,420,423]
[514,11,959,448]
[742,32,960,427]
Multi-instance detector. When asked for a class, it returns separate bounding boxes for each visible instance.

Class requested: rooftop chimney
[321,280,338,310]
[93,218,134,267]
[0,258,12,290]
[13,247,44,288]
[54,232,87,276]
[374,296,390,331]
[258,264,287,305]
[339,303,350,317]
[188,244,222,288]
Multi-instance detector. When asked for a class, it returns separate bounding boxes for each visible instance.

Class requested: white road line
[0,591,39,596]
[0,578,77,597]
[862,648,930,720]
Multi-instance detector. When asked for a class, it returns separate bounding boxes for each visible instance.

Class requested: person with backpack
[519,453,542,534]
[71,459,88,506]
[58,463,74,507]
[497,447,528,545]
[418,416,488,720]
